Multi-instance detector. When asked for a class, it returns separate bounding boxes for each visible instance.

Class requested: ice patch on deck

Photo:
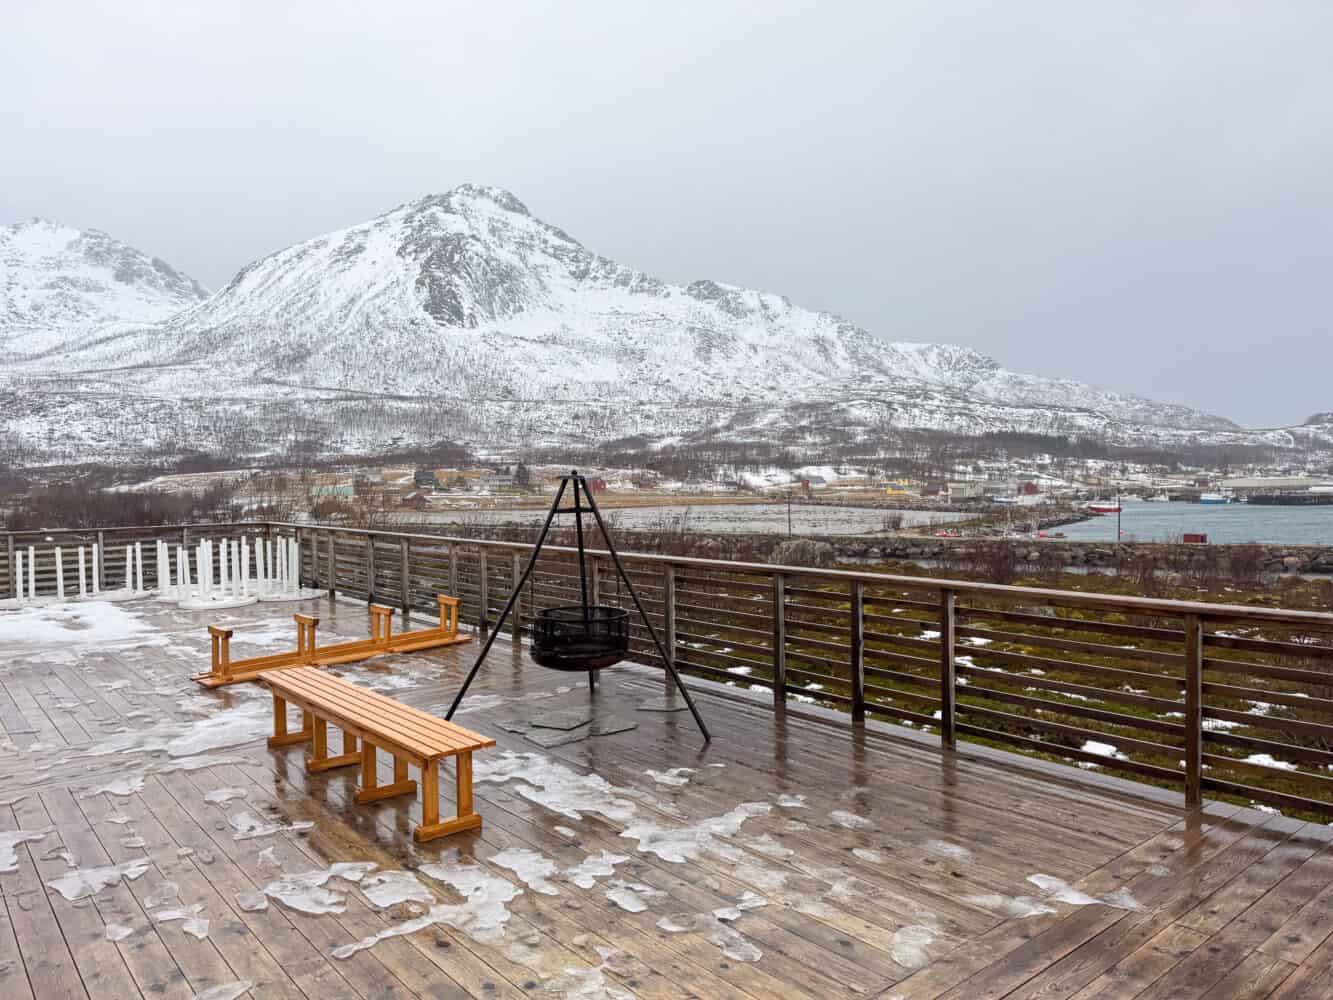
[489,847,559,895]
[234,891,268,912]
[82,774,146,797]
[604,879,664,912]
[964,893,1056,918]
[0,828,50,873]
[564,850,630,889]
[333,854,521,957]
[359,870,435,908]
[75,698,270,761]
[229,811,315,841]
[46,859,150,901]
[474,751,638,824]
[750,834,794,859]
[0,601,160,650]
[891,925,936,968]
[153,903,210,939]
[924,840,972,862]
[830,809,873,830]
[541,965,635,999]
[262,861,377,914]
[621,802,770,863]
[1027,874,1144,910]
[775,793,806,808]
[645,767,696,787]
[203,787,248,805]
[655,911,763,962]
[191,984,253,1000]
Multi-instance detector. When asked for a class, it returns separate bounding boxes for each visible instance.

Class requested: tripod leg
[445,480,568,720]
[581,481,710,741]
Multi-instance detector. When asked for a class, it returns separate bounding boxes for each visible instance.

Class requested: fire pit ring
[530,605,630,671]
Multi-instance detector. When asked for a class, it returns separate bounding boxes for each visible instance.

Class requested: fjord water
[1058,503,1332,545]
[416,503,967,536]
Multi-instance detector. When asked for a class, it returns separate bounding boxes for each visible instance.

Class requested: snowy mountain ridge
[0,218,209,360]
[2,185,1323,464]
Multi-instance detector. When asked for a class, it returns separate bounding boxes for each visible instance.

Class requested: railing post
[365,532,375,604]
[511,552,523,642]
[5,534,13,600]
[1184,613,1203,808]
[664,564,677,688]
[448,542,458,597]
[400,537,411,617]
[773,572,787,708]
[478,547,489,637]
[940,588,957,748]
[850,580,866,723]
[96,530,105,592]
[326,532,336,598]
[294,526,303,588]
[591,558,602,605]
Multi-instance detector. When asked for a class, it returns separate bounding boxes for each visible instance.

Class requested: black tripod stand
[445,471,710,741]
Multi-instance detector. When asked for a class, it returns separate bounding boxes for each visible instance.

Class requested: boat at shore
[1199,493,1232,505]
[1086,501,1122,514]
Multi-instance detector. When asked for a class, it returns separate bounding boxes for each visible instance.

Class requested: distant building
[481,467,515,489]
[413,468,438,489]
[947,481,985,499]
[400,492,432,511]
[311,484,354,498]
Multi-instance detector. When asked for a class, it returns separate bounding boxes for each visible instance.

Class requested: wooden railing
[6,520,1333,818]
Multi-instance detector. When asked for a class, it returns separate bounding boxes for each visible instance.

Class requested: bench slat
[270,673,484,756]
[270,670,486,753]
[261,668,492,759]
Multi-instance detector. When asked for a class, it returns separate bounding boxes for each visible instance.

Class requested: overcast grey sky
[3,1,1329,428]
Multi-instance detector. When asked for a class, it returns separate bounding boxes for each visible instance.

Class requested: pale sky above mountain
[2,1,1329,428]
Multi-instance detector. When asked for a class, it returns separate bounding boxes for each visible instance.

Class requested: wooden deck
[1,596,1331,999]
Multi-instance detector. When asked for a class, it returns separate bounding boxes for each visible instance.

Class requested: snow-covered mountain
[1,219,209,360]
[2,186,1321,464]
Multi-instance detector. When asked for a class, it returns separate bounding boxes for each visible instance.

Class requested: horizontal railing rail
[5,518,1333,818]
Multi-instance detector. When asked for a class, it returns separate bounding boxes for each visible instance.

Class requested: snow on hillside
[1,185,1310,465]
[0,219,209,359]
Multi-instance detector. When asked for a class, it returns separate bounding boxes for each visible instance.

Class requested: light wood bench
[259,666,495,841]
[195,595,468,687]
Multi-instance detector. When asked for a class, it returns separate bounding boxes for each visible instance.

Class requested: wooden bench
[195,594,469,687]
[259,666,495,841]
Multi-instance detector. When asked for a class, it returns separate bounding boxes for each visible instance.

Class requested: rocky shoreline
[396,518,1333,576]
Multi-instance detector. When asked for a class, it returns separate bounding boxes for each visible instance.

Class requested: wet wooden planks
[2,597,1333,998]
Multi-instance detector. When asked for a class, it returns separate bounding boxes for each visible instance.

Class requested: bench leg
[414,751,481,842]
[306,718,360,773]
[354,742,416,803]
[267,699,313,748]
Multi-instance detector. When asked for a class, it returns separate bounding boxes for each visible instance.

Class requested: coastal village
[86,452,1333,534]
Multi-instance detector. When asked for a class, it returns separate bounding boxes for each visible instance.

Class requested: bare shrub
[1226,545,1268,588]
[969,541,1020,585]
[770,539,838,568]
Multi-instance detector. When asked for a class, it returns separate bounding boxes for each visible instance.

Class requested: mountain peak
[402,184,531,219]
[0,217,210,343]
